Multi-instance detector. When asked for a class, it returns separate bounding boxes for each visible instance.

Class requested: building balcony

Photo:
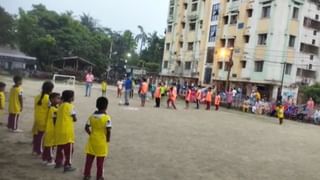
[228,0,240,12]
[300,43,319,55]
[303,17,320,31]
[187,12,199,21]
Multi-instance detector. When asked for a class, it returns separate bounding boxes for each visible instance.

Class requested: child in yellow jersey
[32,81,54,156]
[0,82,6,119]
[101,80,107,97]
[8,76,23,132]
[278,104,285,125]
[54,90,77,172]
[42,92,61,166]
[83,97,112,180]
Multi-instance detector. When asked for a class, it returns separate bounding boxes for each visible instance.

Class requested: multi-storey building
[161,0,213,84]
[212,0,320,100]
[161,0,320,101]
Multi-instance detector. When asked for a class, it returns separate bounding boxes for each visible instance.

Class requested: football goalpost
[52,74,76,93]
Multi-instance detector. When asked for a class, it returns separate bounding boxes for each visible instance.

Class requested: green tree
[80,13,97,32]
[0,6,16,46]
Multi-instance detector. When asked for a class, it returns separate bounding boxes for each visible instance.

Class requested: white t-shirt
[232,89,237,97]
[117,81,123,89]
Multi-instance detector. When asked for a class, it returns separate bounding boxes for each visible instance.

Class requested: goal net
[52,74,76,93]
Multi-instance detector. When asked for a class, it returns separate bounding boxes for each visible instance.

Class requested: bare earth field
[0,76,320,180]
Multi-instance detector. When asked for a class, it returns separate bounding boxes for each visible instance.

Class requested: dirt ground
[0,76,320,180]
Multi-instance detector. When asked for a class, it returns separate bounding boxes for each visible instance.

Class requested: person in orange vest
[205,87,212,110]
[139,78,149,107]
[167,87,177,110]
[215,92,221,111]
[195,86,202,109]
[185,86,192,109]
[154,83,162,108]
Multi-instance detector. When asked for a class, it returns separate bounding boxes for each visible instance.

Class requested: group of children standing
[0,76,112,180]
[152,84,222,111]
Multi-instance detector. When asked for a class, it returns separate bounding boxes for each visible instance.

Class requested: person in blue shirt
[124,77,132,106]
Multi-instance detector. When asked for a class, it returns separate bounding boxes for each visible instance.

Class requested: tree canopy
[0,4,164,76]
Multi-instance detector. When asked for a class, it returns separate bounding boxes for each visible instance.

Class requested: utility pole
[226,48,234,91]
[278,62,287,102]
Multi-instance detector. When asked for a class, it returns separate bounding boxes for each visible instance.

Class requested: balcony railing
[300,43,319,55]
[303,17,320,30]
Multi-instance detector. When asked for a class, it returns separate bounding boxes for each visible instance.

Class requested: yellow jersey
[85,113,112,157]
[0,91,5,110]
[33,94,50,133]
[8,86,23,114]
[44,106,58,147]
[278,107,284,119]
[101,82,107,92]
[54,102,76,145]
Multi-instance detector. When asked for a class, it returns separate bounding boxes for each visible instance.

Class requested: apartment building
[211,0,320,100]
[161,0,320,101]
[161,0,212,84]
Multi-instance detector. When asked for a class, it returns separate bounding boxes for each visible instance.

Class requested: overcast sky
[0,0,169,35]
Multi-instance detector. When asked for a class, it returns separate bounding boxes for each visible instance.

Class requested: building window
[285,64,292,75]
[184,3,188,10]
[312,39,316,45]
[228,39,235,48]
[254,61,264,72]
[185,62,191,70]
[169,7,174,16]
[166,43,170,51]
[310,55,314,60]
[261,6,271,18]
[199,20,203,29]
[179,41,183,48]
[223,16,229,24]
[167,25,172,33]
[230,15,238,24]
[247,9,253,17]
[218,62,223,69]
[208,25,217,42]
[211,4,220,21]
[189,22,196,31]
[309,64,312,70]
[224,62,229,71]
[163,61,168,69]
[258,34,268,45]
[191,3,198,11]
[244,35,250,43]
[181,22,186,29]
[204,67,212,84]
[314,31,317,36]
[220,39,226,47]
[292,7,299,19]
[188,42,194,51]
[289,35,296,47]
[241,61,247,68]
[206,47,214,63]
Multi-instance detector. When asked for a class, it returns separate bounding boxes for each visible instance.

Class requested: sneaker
[13,129,23,133]
[97,177,104,180]
[83,176,91,180]
[64,165,76,172]
[46,161,55,166]
[42,161,48,165]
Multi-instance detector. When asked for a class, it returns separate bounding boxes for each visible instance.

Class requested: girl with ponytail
[32,81,54,156]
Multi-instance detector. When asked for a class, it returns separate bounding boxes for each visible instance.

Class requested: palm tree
[80,13,97,32]
[135,25,148,55]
